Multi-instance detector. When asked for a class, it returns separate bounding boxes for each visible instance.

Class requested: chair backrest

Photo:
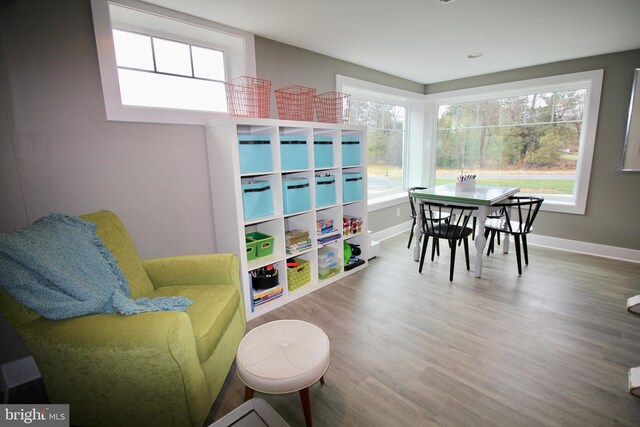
[407,186,428,218]
[496,196,544,234]
[420,201,477,240]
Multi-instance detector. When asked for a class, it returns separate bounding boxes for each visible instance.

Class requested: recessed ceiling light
[440,0,455,3]
[467,52,483,59]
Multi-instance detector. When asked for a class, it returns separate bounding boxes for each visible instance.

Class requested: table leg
[474,207,488,278]
[299,387,312,427]
[413,202,422,262]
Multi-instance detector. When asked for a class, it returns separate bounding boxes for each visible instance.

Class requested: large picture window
[427,70,603,214]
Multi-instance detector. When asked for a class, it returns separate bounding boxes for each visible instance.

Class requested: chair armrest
[18,312,209,424]
[141,253,240,289]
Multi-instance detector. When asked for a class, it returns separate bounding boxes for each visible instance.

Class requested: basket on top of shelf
[224,76,272,118]
[314,91,351,123]
[275,85,316,121]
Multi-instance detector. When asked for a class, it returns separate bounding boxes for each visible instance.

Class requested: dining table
[411,183,520,278]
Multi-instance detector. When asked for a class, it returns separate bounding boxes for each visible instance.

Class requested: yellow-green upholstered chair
[0,210,246,426]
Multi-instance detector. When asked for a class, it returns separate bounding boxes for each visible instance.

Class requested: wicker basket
[224,76,272,118]
[275,85,316,121]
[314,91,351,123]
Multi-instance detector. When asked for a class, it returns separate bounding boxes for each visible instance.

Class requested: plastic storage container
[315,174,336,208]
[241,180,274,220]
[313,136,333,169]
[245,231,274,258]
[238,135,272,174]
[342,172,363,202]
[342,136,361,166]
[280,135,308,171]
[286,257,311,291]
[282,177,311,214]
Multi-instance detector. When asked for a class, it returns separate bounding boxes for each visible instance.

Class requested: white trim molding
[372,223,640,264]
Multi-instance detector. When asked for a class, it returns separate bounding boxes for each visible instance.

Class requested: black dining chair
[419,202,477,282]
[484,196,543,275]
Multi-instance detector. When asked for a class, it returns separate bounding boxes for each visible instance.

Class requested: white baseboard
[371,222,640,264]
[526,234,640,264]
[370,220,413,243]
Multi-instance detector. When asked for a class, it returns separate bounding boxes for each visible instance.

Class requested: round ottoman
[236,319,330,427]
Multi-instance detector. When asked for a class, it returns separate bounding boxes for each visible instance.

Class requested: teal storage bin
[241,179,274,220]
[342,136,361,166]
[282,177,311,214]
[343,172,363,202]
[239,135,272,174]
[314,137,334,169]
[280,135,308,171]
[315,175,336,208]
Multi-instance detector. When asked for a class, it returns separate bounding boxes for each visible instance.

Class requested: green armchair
[0,210,246,426]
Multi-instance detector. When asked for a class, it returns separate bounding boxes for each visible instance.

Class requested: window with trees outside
[349,98,407,199]
[430,70,603,214]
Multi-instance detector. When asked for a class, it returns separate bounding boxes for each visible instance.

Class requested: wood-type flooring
[206,233,640,426]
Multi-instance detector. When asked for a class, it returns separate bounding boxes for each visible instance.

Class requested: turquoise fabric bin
[342,136,361,166]
[280,135,308,171]
[282,177,311,214]
[342,172,363,202]
[241,179,274,220]
[315,175,336,208]
[314,137,334,169]
[239,135,272,174]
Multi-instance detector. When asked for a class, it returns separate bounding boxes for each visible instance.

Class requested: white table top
[412,183,520,206]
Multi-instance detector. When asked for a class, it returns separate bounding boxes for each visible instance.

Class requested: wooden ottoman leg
[244,386,254,401]
[299,387,312,427]
[320,375,325,385]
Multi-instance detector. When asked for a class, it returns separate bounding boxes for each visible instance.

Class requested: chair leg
[486,230,494,256]
[407,218,416,249]
[463,237,470,270]
[497,232,501,246]
[472,216,477,240]
[449,240,457,281]
[419,235,429,273]
[436,238,440,256]
[299,387,313,427]
[522,234,529,265]
[431,238,439,262]
[513,235,522,275]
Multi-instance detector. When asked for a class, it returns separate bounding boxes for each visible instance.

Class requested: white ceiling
[143,0,640,84]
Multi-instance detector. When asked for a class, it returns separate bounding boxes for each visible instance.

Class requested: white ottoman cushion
[236,320,330,394]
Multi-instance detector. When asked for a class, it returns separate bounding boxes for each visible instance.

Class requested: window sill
[368,192,407,212]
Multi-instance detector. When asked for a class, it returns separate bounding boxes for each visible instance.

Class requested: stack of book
[285,229,312,254]
[252,285,283,307]
[317,218,340,245]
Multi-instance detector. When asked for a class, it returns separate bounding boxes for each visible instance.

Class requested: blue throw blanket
[0,213,192,320]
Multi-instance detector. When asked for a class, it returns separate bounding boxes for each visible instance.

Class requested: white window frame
[91,0,256,125]
[336,75,425,212]
[425,70,604,215]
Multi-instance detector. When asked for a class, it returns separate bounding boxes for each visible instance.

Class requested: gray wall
[427,50,640,251]
[0,0,216,258]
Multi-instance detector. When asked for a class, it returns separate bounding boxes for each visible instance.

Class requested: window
[349,99,407,199]
[337,75,425,208]
[91,0,256,125]
[426,71,603,214]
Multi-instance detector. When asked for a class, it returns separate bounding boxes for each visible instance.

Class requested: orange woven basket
[275,85,316,121]
[224,76,272,118]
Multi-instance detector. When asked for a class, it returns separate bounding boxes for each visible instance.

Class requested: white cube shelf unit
[205,117,368,320]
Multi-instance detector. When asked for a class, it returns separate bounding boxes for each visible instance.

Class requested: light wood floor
[206,233,640,426]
